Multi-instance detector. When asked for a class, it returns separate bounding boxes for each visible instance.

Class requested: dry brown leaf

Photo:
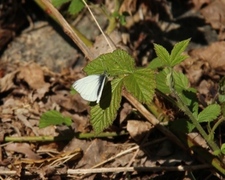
[201,0,225,29]
[50,90,87,112]
[119,102,132,124]
[33,126,58,136]
[5,143,41,160]
[64,138,128,169]
[0,71,18,93]
[175,57,205,85]
[119,0,137,15]
[189,0,210,10]
[35,83,51,99]
[189,41,225,72]
[201,0,225,39]
[17,63,48,90]
[16,113,39,136]
[127,120,153,142]
[90,31,123,59]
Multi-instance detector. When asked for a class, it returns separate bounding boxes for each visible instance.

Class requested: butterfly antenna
[82,0,114,52]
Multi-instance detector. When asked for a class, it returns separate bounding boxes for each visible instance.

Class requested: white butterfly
[73,74,107,103]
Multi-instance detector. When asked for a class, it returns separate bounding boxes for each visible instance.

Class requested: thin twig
[68,164,212,174]
[82,0,114,52]
[39,0,94,60]
[0,164,212,176]
[91,145,139,169]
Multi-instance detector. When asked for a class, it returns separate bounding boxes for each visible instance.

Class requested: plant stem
[4,131,128,142]
[168,68,221,156]
[209,116,225,141]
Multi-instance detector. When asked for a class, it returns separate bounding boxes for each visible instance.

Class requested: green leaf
[173,71,189,93]
[148,57,166,69]
[154,43,170,65]
[179,89,198,109]
[219,95,225,104]
[221,144,225,155]
[171,54,189,67]
[156,68,191,94]
[52,0,71,7]
[90,77,123,133]
[170,38,190,66]
[124,68,155,103]
[197,104,221,123]
[68,0,84,15]
[192,100,199,119]
[156,69,170,94]
[213,149,222,156]
[84,49,135,76]
[70,86,77,95]
[39,110,72,128]
[170,118,195,133]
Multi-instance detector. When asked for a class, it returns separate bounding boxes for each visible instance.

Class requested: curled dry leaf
[127,120,153,142]
[189,41,225,72]
[17,63,49,90]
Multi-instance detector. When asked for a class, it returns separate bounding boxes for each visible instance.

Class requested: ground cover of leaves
[1,0,225,179]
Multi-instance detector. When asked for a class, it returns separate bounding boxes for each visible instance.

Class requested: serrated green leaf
[39,110,72,128]
[68,0,84,15]
[156,69,170,94]
[90,77,123,133]
[52,0,71,7]
[85,49,135,76]
[156,68,191,94]
[173,71,189,93]
[170,38,190,66]
[192,100,199,118]
[197,104,221,123]
[154,44,170,65]
[156,68,198,112]
[148,57,166,69]
[124,68,155,103]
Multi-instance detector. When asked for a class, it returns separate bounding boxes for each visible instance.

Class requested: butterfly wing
[73,75,105,102]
